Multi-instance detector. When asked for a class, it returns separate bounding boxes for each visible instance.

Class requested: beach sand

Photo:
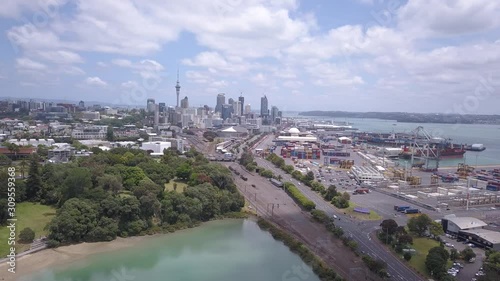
[0,236,150,281]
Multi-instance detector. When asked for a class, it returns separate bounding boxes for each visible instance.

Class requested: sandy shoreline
[0,218,250,281]
[0,235,153,281]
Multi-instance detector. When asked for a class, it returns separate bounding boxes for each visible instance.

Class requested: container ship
[399,144,466,159]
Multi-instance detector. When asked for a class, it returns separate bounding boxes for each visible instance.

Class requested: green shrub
[283,182,316,211]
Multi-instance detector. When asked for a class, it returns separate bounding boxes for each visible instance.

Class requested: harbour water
[21,219,320,281]
[288,113,500,167]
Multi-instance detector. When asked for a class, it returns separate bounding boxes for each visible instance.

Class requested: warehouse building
[350,166,385,183]
[441,215,488,234]
[442,215,500,250]
[459,229,500,251]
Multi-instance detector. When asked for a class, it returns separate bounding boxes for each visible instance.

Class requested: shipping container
[394,205,411,211]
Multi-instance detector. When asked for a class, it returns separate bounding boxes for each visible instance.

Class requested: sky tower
[175,69,181,108]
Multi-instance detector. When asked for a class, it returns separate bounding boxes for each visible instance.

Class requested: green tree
[176,163,192,181]
[341,191,350,201]
[0,154,12,166]
[25,154,42,201]
[404,252,412,261]
[380,219,399,235]
[461,247,476,262]
[19,227,35,243]
[323,185,338,201]
[0,199,9,225]
[305,171,315,182]
[62,167,93,203]
[429,221,444,237]
[450,248,459,261]
[106,126,114,141]
[48,198,99,243]
[407,214,432,236]
[97,174,123,194]
[36,145,49,158]
[425,246,449,277]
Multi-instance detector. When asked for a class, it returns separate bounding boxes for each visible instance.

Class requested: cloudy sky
[0,0,499,113]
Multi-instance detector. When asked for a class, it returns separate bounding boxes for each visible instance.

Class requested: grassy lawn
[344,202,382,221]
[164,179,188,193]
[0,202,56,257]
[407,237,453,277]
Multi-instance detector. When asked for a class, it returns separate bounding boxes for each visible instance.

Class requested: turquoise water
[288,113,500,166]
[21,220,321,281]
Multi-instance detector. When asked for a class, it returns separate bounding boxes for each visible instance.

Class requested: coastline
[0,235,154,281]
[0,217,251,281]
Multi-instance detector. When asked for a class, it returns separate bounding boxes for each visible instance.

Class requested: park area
[0,203,56,257]
[345,202,382,221]
[164,179,188,193]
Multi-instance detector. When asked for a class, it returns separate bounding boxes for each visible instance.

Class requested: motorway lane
[254,156,425,281]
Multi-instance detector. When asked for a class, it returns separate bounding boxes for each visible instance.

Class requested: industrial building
[350,166,385,182]
[442,215,500,250]
[275,128,318,143]
[441,215,488,234]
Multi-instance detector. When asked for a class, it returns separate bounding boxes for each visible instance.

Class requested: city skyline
[1,1,500,113]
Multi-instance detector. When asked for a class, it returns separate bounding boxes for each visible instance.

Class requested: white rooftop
[461,229,500,244]
[446,216,487,230]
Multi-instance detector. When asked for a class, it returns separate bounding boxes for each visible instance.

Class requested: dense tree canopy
[19,147,246,245]
[407,214,432,236]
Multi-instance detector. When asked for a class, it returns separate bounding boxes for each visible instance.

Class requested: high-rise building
[221,104,232,120]
[154,104,160,126]
[271,106,279,124]
[175,70,181,108]
[260,95,268,117]
[181,96,189,108]
[215,93,225,113]
[78,101,85,110]
[147,98,156,112]
[244,104,251,114]
[234,101,241,116]
[238,95,244,116]
[159,102,166,113]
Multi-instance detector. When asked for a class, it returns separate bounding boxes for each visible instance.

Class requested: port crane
[409,126,440,171]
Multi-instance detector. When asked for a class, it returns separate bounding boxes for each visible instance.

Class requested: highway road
[254,135,425,281]
[225,162,382,281]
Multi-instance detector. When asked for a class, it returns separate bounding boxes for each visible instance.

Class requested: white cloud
[397,0,500,37]
[307,63,365,86]
[85,76,107,86]
[121,80,139,88]
[35,50,83,64]
[112,58,165,79]
[16,58,47,71]
[0,0,67,19]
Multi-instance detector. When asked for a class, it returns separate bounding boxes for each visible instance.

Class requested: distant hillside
[299,111,500,124]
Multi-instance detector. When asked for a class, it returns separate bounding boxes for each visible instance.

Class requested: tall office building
[78,101,85,110]
[244,104,251,114]
[147,98,156,112]
[234,101,241,116]
[238,95,244,116]
[221,104,232,120]
[260,95,268,117]
[181,96,189,109]
[271,106,279,124]
[154,104,160,126]
[215,93,225,113]
[159,102,166,113]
